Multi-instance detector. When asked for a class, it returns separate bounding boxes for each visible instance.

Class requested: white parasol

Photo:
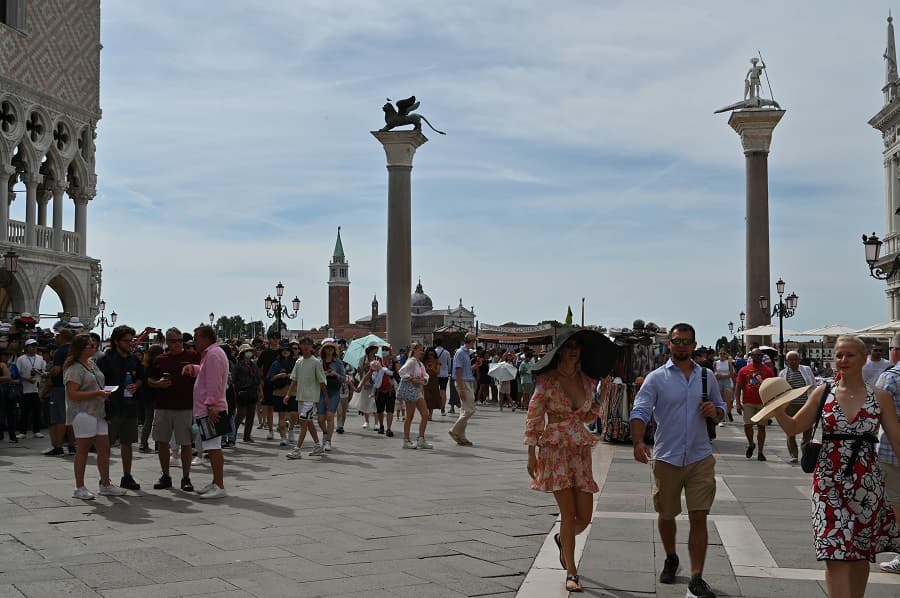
[488,362,518,382]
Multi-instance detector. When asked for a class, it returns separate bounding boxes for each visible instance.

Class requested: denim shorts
[716,378,733,392]
[317,391,340,414]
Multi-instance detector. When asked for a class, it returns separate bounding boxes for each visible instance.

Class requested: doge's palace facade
[0,0,102,325]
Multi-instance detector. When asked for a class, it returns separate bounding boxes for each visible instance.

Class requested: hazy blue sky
[35,1,900,344]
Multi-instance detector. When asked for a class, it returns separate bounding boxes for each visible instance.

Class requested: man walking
[286,337,326,459]
[735,349,775,461]
[148,328,200,492]
[182,325,229,499]
[864,342,892,386]
[449,332,477,446]
[434,338,452,416]
[96,325,143,491]
[631,323,725,598]
[875,333,900,573]
[779,351,816,464]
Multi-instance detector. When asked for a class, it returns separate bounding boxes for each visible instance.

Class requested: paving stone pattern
[0,408,550,598]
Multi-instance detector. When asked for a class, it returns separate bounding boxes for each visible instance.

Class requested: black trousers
[234,404,256,440]
[18,392,41,434]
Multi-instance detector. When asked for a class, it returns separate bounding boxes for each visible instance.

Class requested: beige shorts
[652,455,717,520]
[881,460,900,508]
[151,409,193,446]
[742,404,764,426]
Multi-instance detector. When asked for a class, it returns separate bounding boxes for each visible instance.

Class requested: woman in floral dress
[774,335,900,598]
[525,330,611,593]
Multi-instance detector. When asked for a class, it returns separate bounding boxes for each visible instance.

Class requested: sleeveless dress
[812,385,900,561]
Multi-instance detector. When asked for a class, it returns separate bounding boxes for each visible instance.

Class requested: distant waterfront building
[0,1,102,324]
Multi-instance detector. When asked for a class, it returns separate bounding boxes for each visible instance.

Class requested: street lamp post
[862,232,900,280]
[94,299,117,346]
[729,311,747,356]
[264,281,300,340]
[759,278,798,370]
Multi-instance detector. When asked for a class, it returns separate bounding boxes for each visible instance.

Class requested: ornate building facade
[0,0,102,325]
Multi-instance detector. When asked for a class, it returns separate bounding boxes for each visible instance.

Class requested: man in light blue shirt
[630,323,725,598]
[449,332,477,446]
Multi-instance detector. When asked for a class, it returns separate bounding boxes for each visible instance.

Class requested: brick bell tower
[328,226,350,328]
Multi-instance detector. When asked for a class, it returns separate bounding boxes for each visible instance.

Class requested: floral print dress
[524,372,602,493]
[812,385,900,561]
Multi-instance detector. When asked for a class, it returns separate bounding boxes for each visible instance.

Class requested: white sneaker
[362,421,368,429]
[33,432,45,439]
[16,433,25,439]
[191,456,203,466]
[879,554,900,573]
[279,438,287,447]
[197,485,226,499]
[417,437,433,449]
[403,440,417,449]
[196,482,217,495]
[73,486,95,500]
[98,484,127,496]
[309,444,325,457]
[286,447,303,460]
[266,431,274,440]
[323,440,332,452]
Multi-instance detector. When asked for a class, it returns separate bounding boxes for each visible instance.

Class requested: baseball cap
[25,339,37,346]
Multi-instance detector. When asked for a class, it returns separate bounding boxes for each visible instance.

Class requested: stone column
[727,109,785,347]
[0,164,13,243]
[73,194,90,256]
[371,130,428,351]
[893,155,900,234]
[51,183,65,251]
[886,158,894,235]
[37,189,50,226]
[22,172,42,247]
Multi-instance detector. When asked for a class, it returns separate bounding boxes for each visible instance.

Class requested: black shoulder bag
[701,368,716,440]
[801,382,830,473]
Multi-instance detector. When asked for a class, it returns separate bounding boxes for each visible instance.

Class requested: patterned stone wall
[0,0,101,118]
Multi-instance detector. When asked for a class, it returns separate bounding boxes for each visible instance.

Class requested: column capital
[21,172,43,186]
[727,109,785,154]
[0,164,14,176]
[371,130,428,167]
[49,181,67,195]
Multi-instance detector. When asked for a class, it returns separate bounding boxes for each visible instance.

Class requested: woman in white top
[715,349,735,425]
[397,342,432,449]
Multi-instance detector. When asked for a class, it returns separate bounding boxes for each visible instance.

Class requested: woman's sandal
[565,574,583,592]
[553,533,565,568]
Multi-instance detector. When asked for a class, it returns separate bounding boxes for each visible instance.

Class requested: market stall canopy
[855,320,900,335]
[799,325,858,336]
[740,324,803,337]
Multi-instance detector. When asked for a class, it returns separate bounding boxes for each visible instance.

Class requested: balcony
[7,220,81,254]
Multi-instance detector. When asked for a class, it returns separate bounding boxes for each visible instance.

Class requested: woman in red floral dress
[525,330,611,593]
[774,335,900,598]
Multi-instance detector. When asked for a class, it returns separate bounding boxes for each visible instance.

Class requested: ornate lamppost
[264,282,300,340]
[759,278,798,370]
[728,311,746,356]
[94,299,117,346]
[862,232,900,279]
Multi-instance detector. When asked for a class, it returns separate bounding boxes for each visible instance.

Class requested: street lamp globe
[99,299,106,313]
[739,311,746,324]
[3,250,18,273]
[276,282,284,298]
[265,295,274,310]
[786,292,799,310]
[776,278,786,296]
[728,321,734,335]
[758,296,770,311]
[209,312,214,326]
[863,233,883,266]
[110,311,117,324]
[292,296,301,312]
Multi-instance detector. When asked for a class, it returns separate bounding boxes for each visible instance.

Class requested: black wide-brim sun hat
[532,328,619,380]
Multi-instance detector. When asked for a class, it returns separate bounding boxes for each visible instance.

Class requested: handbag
[396,378,420,402]
[801,382,830,474]
[195,410,233,441]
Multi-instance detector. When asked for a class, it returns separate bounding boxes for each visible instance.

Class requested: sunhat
[319,340,339,355]
[531,327,618,380]
[751,377,810,423]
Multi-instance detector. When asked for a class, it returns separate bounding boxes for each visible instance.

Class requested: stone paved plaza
[2,409,900,597]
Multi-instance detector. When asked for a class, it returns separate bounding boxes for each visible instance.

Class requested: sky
[32,1,900,345]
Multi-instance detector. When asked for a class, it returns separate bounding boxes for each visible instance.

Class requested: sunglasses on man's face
[670,338,695,346]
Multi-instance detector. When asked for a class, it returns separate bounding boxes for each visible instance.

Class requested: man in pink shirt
[182,325,229,499]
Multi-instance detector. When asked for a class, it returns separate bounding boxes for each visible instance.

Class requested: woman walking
[423,348,442,420]
[714,349,735,424]
[525,329,613,593]
[233,345,261,443]
[65,334,126,499]
[768,335,900,598]
[397,342,432,449]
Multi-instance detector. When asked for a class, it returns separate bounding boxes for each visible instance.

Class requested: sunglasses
[670,338,695,346]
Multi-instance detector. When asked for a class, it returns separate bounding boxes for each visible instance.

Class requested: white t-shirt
[16,353,46,394]
[863,358,892,387]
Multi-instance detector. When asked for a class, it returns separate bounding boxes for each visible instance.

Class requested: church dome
[411,280,433,313]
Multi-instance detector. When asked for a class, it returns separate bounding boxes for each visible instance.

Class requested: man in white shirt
[16,339,46,440]
[862,343,892,386]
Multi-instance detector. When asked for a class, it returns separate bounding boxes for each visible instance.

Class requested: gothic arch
[0,275,30,322]
[39,266,86,322]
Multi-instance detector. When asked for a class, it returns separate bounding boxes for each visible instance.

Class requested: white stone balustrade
[7,219,81,254]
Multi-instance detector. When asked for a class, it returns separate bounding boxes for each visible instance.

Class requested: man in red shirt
[735,349,775,461]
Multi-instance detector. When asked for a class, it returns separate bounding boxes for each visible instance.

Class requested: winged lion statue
[380,96,446,135]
